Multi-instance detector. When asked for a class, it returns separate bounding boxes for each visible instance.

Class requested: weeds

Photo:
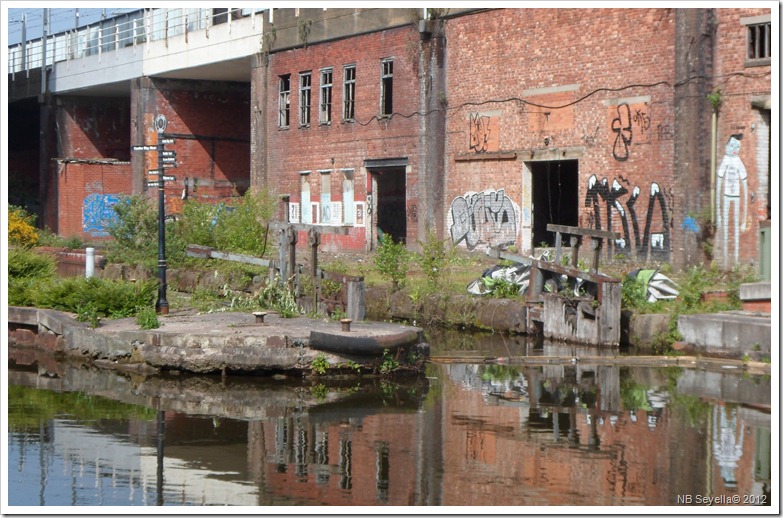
[136,306,161,330]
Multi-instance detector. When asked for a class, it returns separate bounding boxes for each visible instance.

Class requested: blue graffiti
[83,194,120,236]
[682,216,700,233]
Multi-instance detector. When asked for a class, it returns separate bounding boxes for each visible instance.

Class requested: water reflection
[7,344,772,507]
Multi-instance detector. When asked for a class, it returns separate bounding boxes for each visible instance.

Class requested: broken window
[299,72,311,127]
[743,15,772,66]
[320,68,333,124]
[279,74,291,128]
[747,22,771,61]
[343,65,356,121]
[380,59,394,117]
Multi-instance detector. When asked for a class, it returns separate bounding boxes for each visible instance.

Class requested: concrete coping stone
[739,282,771,301]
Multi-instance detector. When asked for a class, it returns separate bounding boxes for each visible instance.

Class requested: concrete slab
[678,311,771,357]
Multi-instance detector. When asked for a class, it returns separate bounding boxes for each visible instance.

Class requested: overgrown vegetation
[374,233,410,290]
[106,189,278,271]
[8,205,39,247]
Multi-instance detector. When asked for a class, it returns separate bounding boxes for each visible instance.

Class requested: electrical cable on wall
[352,70,770,127]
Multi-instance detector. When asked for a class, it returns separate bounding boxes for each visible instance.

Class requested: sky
[7,7,147,46]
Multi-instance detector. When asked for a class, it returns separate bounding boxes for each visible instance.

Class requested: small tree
[374,233,410,290]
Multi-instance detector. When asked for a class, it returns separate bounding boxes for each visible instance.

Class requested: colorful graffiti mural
[449,189,519,250]
[584,174,670,260]
[82,194,120,237]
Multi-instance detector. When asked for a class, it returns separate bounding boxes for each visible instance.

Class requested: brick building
[8,7,773,270]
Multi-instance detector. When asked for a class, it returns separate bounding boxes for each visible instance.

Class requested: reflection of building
[7,362,772,507]
[713,405,745,488]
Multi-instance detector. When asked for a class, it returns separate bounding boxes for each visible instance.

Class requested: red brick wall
[263,26,422,251]
[138,79,251,215]
[56,162,132,239]
[54,97,133,239]
[445,8,679,258]
[711,8,772,269]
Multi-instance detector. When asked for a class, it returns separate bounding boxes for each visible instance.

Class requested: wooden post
[554,230,563,264]
[591,237,602,274]
[308,228,320,312]
[278,227,287,285]
[570,235,581,268]
[287,227,297,294]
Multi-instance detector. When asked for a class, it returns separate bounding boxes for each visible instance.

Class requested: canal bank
[7,305,771,377]
[7,306,428,376]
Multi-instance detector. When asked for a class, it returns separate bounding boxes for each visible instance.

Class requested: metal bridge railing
[8,8,265,77]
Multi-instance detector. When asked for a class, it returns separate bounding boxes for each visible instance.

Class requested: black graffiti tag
[469,113,491,153]
[584,174,670,259]
[611,104,633,161]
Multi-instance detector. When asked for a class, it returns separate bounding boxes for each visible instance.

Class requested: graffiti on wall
[83,194,120,237]
[609,102,657,161]
[715,134,748,265]
[584,175,670,259]
[468,113,500,153]
[449,189,519,250]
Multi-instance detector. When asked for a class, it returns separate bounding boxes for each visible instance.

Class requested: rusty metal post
[340,318,352,332]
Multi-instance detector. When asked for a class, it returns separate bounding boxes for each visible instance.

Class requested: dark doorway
[530,160,579,247]
[8,98,42,218]
[373,167,407,244]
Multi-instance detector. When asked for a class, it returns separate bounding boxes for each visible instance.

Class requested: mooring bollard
[340,318,352,332]
[253,311,268,324]
[85,247,95,279]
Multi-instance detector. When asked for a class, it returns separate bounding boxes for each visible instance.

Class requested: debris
[627,269,679,302]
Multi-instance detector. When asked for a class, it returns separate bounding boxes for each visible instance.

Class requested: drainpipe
[710,109,717,223]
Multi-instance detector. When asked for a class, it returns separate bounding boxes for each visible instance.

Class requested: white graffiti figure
[715,135,748,265]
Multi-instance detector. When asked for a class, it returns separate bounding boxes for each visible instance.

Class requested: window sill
[745,58,771,68]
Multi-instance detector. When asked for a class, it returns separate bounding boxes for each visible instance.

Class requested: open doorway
[371,167,407,245]
[530,160,579,247]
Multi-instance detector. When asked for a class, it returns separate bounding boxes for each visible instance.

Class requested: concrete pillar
[130,77,157,195]
[417,18,447,244]
[672,8,715,270]
[250,52,269,189]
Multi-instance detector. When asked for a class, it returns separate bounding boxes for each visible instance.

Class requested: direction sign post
[154,114,169,315]
[130,116,177,315]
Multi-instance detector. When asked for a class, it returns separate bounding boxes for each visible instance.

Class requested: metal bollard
[340,318,352,332]
[253,311,268,324]
[85,247,95,278]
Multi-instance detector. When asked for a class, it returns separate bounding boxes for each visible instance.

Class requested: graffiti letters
[584,175,670,260]
[469,113,491,153]
[450,189,518,250]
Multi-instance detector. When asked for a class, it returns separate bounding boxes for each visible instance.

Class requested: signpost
[131,113,176,314]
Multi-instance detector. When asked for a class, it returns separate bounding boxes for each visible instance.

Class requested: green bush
[136,305,161,330]
[374,234,410,290]
[212,190,277,256]
[417,228,450,292]
[27,276,157,319]
[9,248,57,280]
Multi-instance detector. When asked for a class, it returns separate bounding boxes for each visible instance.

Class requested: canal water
[6,331,773,509]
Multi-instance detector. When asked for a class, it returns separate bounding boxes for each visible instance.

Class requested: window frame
[319,68,334,125]
[742,15,772,67]
[342,64,356,122]
[299,71,312,127]
[278,74,291,128]
[380,58,394,117]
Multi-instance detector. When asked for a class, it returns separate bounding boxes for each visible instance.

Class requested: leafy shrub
[416,229,450,292]
[27,276,157,318]
[136,305,161,330]
[374,234,410,290]
[9,248,57,280]
[257,277,301,318]
[212,190,277,256]
[106,195,187,269]
[8,206,39,247]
